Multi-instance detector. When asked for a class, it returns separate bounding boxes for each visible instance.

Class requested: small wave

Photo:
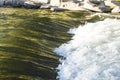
[54,19,120,80]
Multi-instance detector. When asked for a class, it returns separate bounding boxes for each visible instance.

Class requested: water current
[1,7,119,80]
[54,18,120,80]
[0,8,78,80]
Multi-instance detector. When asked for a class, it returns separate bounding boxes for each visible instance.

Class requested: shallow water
[0,8,92,80]
[0,8,69,80]
[54,19,120,80]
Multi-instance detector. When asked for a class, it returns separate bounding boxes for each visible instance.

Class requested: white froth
[54,19,120,80]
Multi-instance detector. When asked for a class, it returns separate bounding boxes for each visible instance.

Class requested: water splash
[54,19,120,80]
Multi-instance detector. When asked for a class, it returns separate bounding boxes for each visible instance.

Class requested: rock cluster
[49,0,120,13]
[89,0,120,13]
[0,0,120,13]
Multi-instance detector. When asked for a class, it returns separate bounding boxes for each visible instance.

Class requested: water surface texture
[54,19,120,80]
[0,8,92,80]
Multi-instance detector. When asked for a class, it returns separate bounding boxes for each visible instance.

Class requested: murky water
[0,8,92,80]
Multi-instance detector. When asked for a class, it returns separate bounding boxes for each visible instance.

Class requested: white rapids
[54,19,120,80]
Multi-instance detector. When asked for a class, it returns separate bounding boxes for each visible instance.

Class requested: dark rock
[99,6,111,12]
[90,0,101,4]
[0,0,41,8]
[3,0,12,6]
[98,1,111,12]
[12,0,25,7]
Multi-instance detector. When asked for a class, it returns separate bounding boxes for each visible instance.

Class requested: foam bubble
[54,19,120,80]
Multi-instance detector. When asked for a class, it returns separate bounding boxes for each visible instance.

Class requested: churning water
[54,19,120,80]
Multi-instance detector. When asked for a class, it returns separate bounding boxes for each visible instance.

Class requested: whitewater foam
[54,19,120,80]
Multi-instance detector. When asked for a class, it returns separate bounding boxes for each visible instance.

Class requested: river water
[54,18,120,80]
[0,8,91,80]
[0,8,73,80]
[1,8,120,80]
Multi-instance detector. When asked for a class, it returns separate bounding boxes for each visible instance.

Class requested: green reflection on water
[0,8,92,80]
